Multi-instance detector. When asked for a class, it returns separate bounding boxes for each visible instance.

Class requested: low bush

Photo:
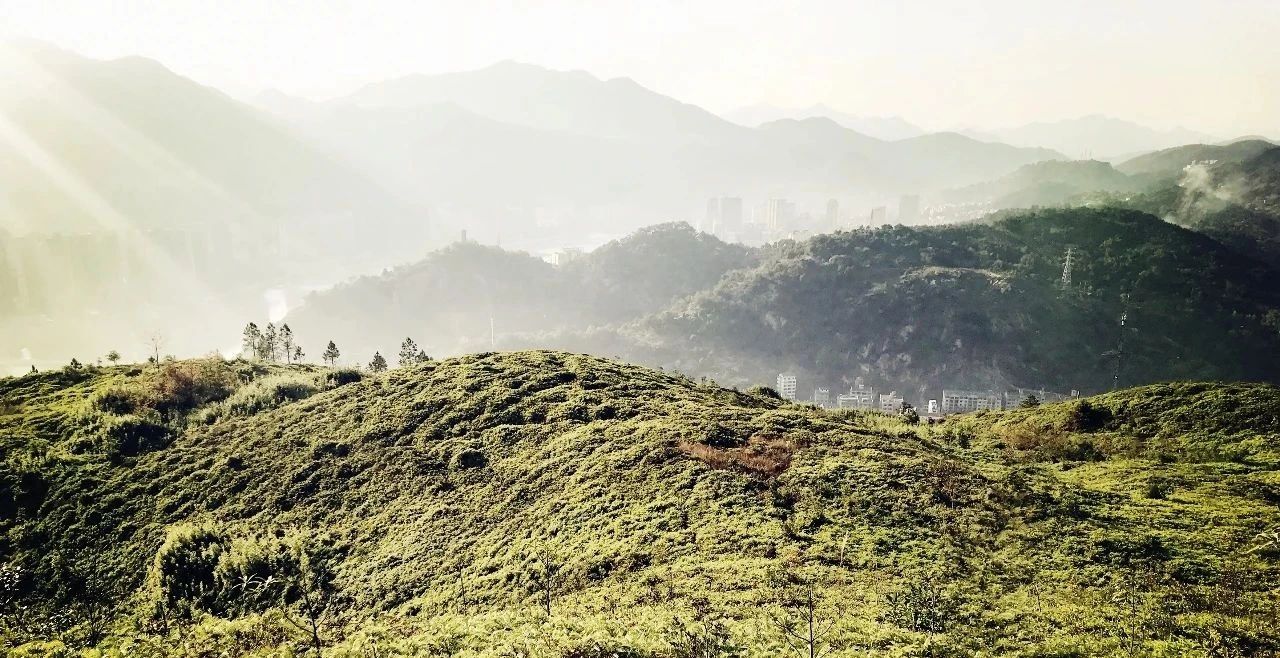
[197,373,320,423]
[321,368,363,389]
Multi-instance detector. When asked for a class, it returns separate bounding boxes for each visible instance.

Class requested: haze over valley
[4,2,1280,655]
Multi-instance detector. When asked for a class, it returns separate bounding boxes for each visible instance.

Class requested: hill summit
[2,352,1279,655]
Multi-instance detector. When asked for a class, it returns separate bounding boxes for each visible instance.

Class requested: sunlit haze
[7,3,1280,652]
[4,0,1280,136]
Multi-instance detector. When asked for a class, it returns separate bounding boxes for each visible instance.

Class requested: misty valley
[3,13,1280,658]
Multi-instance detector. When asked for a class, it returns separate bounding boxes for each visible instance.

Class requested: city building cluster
[776,373,1077,417]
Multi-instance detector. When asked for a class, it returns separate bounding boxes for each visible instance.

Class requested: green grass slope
[2,354,1279,656]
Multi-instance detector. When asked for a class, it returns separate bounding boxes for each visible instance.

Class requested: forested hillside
[2,353,1278,656]
[608,208,1280,397]
[1114,146,1280,267]
[285,223,757,360]
[939,159,1142,208]
[291,208,1280,400]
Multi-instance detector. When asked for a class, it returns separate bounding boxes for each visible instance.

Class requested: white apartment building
[776,373,798,401]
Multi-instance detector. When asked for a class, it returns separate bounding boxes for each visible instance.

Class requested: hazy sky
[4,0,1279,136]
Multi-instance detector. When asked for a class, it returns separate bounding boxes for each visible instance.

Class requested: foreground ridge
[1,352,1278,655]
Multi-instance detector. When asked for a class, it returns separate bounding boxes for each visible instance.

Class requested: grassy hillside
[2,353,1278,656]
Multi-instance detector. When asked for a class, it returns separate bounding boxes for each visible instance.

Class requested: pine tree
[281,324,295,364]
[368,352,388,373]
[105,350,121,365]
[242,323,263,359]
[262,323,279,362]
[322,341,340,366]
[416,349,430,364]
[398,337,422,367]
[293,346,305,363]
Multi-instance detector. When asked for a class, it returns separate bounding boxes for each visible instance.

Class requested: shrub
[321,368,363,389]
[199,373,320,423]
[451,448,487,469]
[151,524,229,616]
[677,435,793,479]
[746,385,782,400]
[1144,476,1174,500]
[149,360,239,414]
[1064,400,1112,432]
[213,536,299,615]
[93,385,149,415]
[99,413,169,457]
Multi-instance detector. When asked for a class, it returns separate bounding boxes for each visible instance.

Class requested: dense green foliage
[294,206,1280,402]
[1113,146,1280,267]
[605,207,1280,398]
[2,353,1278,656]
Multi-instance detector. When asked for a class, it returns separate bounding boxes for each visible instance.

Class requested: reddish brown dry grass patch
[677,434,795,478]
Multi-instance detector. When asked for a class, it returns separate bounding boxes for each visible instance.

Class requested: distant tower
[1060,247,1074,289]
[705,198,721,233]
[1112,293,1129,390]
[825,199,840,229]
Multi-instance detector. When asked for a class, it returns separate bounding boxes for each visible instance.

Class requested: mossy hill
[2,353,1279,656]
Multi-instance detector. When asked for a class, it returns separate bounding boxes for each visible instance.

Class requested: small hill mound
[960,381,1280,464]
[941,159,1141,208]
[1117,139,1277,181]
[286,222,756,361]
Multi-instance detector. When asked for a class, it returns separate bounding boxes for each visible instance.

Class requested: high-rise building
[766,199,795,231]
[812,387,831,407]
[898,195,920,223]
[705,198,721,233]
[824,199,840,229]
[705,196,744,236]
[776,373,798,401]
[869,206,887,226]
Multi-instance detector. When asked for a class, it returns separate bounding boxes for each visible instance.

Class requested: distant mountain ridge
[341,60,743,145]
[281,63,1065,215]
[980,115,1220,160]
[724,102,926,140]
